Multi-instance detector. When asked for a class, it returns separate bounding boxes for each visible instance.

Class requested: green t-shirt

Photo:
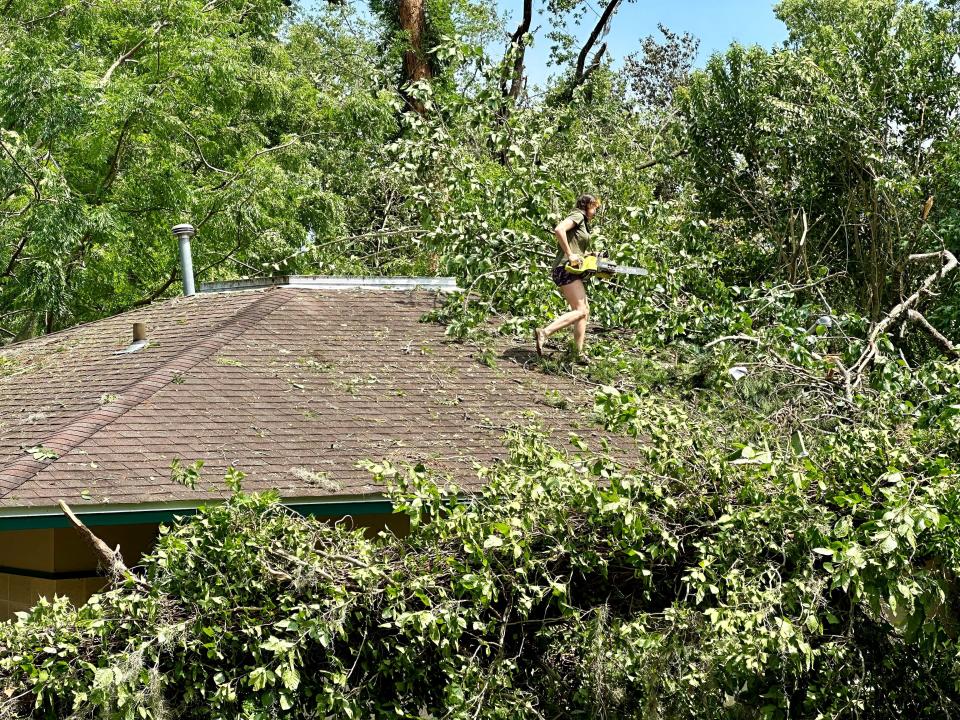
[553,209,591,267]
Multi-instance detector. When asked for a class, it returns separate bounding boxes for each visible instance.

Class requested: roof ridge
[0,289,292,498]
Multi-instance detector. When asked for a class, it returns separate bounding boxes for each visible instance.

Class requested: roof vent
[172,223,196,297]
[116,322,149,354]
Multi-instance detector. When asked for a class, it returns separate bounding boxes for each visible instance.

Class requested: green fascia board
[0,499,396,532]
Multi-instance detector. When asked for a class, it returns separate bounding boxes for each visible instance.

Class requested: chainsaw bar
[600,261,649,276]
[565,255,649,277]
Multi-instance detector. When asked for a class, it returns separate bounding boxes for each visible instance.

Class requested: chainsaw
[565,253,649,278]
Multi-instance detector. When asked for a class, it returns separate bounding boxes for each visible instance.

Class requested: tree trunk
[495,0,533,165]
[502,0,533,102]
[399,0,431,113]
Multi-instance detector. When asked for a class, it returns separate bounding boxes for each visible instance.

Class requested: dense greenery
[3,0,960,716]
[3,401,960,718]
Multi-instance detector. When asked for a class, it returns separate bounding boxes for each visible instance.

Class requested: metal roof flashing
[199,276,460,294]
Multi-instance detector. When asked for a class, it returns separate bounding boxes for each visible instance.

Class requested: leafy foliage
[4,0,960,716]
[0,0,393,336]
[3,412,960,718]
[679,0,960,318]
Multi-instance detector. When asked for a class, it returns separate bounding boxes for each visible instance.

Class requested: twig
[99,22,167,88]
[0,139,41,200]
[634,148,687,171]
[22,3,74,27]
[130,265,178,308]
[181,125,231,175]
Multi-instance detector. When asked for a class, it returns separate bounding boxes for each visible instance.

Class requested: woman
[534,194,601,364]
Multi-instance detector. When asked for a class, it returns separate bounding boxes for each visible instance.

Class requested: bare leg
[541,280,589,353]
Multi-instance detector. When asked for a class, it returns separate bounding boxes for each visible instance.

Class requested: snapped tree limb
[58,499,149,590]
[850,249,959,387]
[907,309,959,358]
[501,0,533,102]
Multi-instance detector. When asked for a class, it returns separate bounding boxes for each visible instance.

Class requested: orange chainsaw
[564,253,649,278]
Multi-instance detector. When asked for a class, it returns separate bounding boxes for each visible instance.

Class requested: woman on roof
[534,194,600,365]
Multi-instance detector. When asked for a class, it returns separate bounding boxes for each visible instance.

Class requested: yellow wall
[0,574,107,619]
[0,523,158,619]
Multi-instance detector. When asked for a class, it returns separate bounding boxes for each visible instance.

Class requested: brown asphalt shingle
[0,288,630,509]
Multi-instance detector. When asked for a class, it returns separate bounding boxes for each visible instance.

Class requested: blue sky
[304,1,789,86]
[497,0,789,86]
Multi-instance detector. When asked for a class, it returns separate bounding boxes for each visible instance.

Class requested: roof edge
[0,495,395,531]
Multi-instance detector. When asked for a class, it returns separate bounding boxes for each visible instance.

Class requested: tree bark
[494,0,534,165]
[502,0,533,102]
[59,500,150,589]
[399,0,432,114]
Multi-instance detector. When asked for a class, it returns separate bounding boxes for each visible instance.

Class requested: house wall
[0,524,158,619]
[0,512,409,619]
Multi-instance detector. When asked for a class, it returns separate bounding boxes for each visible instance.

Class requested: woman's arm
[553,217,580,263]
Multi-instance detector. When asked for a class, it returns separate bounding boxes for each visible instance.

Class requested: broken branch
[58,499,149,589]
[501,0,533,101]
[572,0,621,87]
[850,249,959,385]
[703,334,762,349]
[907,309,959,357]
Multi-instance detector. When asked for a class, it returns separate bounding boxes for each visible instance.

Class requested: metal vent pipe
[172,223,196,297]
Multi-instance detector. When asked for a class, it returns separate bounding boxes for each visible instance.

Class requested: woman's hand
[566,253,583,268]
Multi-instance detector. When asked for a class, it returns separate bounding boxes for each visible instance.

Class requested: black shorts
[551,264,587,287]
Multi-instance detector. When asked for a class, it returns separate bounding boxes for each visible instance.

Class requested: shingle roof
[0,287,624,510]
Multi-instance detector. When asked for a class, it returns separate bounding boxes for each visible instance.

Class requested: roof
[0,286,623,523]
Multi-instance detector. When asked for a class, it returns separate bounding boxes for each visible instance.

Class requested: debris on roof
[0,287,628,511]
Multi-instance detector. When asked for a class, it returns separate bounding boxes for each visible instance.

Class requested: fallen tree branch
[907,309,960,357]
[58,500,149,589]
[850,249,958,386]
[703,334,761,349]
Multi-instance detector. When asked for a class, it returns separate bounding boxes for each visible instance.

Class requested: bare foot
[535,328,546,357]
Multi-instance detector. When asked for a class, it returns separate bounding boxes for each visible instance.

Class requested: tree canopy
[3,0,960,717]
